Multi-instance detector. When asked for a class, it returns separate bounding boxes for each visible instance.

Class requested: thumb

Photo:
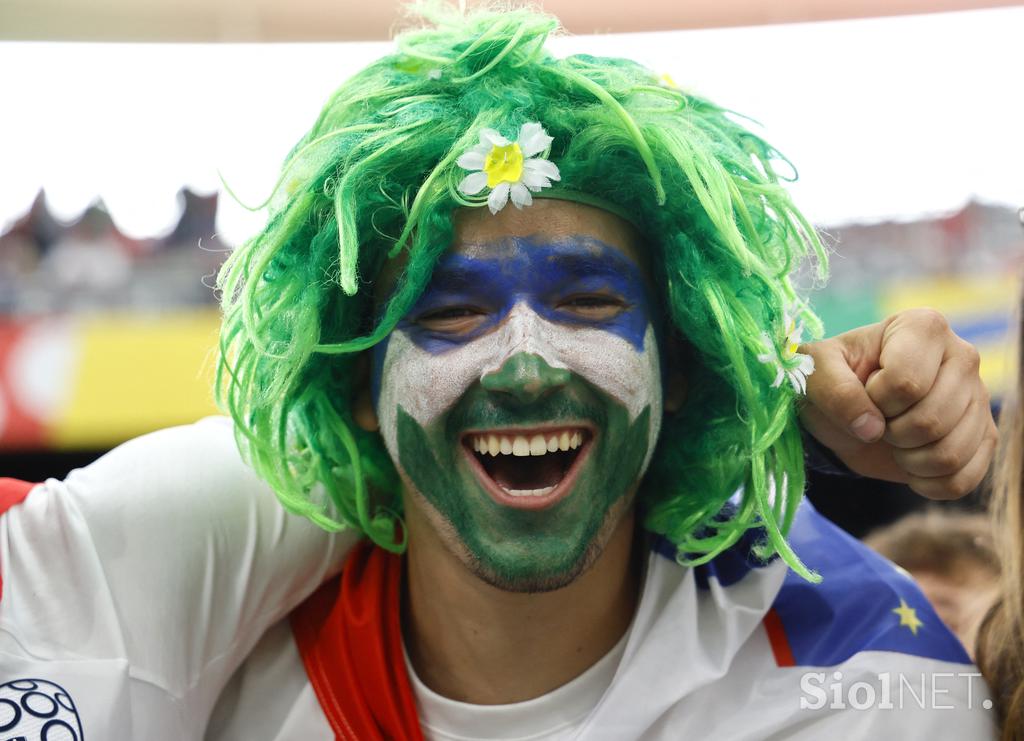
[801,331,886,444]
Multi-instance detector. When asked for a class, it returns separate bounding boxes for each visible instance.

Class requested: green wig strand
[216,3,829,578]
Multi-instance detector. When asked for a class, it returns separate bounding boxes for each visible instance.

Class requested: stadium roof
[2,0,1021,42]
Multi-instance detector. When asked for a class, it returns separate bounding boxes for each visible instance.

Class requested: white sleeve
[0,416,360,739]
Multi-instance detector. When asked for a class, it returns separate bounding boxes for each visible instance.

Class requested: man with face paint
[373,205,661,595]
[0,6,999,740]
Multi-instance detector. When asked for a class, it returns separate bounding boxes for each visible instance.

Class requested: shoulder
[0,416,248,518]
[63,415,258,505]
[1,417,356,698]
[1,417,282,560]
[765,501,972,668]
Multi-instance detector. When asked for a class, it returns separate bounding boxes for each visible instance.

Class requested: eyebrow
[422,260,507,295]
[539,251,640,282]
[426,242,643,290]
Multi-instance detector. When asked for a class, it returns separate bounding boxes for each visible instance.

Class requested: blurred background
[1,0,1022,536]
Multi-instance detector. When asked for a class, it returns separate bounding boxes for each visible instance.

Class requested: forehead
[373,200,647,303]
[451,199,645,268]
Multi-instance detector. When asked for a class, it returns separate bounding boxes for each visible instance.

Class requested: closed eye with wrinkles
[415,293,630,337]
[555,293,630,322]
[415,305,489,334]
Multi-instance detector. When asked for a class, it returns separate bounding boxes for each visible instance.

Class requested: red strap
[0,478,37,603]
[763,607,796,667]
[290,541,423,741]
[0,478,34,516]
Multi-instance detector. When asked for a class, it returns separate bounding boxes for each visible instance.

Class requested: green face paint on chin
[395,385,651,591]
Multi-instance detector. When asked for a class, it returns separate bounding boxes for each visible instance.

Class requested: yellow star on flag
[892,598,924,636]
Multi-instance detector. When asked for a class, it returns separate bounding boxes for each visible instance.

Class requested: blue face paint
[396,236,652,353]
[370,236,654,409]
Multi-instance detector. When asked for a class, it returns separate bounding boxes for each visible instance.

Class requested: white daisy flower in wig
[757,310,816,395]
[456,122,561,214]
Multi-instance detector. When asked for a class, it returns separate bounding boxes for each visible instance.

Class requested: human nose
[480,352,571,404]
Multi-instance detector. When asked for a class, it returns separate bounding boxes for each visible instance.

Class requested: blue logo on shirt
[0,679,84,741]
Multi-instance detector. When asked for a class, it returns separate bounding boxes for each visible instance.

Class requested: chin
[422,486,634,595]
[465,540,603,594]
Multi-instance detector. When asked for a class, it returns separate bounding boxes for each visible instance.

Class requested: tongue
[484,452,569,491]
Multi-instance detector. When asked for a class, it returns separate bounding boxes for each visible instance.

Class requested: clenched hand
[800,308,998,500]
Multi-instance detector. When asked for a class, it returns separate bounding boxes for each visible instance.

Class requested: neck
[402,504,640,705]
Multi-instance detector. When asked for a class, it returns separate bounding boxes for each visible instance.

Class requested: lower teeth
[504,486,555,498]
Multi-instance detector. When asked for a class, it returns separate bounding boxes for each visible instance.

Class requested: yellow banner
[50,310,221,448]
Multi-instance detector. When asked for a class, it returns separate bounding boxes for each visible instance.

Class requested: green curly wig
[216,3,828,581]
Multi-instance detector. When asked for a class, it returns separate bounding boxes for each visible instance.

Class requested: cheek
[548,324,661,420]
[376,330,494,458]
[546,323,662,465]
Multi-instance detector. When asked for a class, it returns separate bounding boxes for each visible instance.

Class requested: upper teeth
[470,430,584,457]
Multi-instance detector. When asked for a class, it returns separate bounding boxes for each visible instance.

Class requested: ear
[663,332,688,414]
[352,352,380,432]
[664,368,687,413]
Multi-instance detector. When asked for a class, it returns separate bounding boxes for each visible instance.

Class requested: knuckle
[907,413,944,441]
[908,479,947,501]
[889,375,925,403]
[945,472,978,499]
[915,473,973,501]
[982,430,999,461]
[959,340,981,371]
[933,445,967,474]
[832,376,865,402]
[909,308,950,335]
[806,337,832,357]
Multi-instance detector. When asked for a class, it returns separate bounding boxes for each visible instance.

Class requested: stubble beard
[407,483,636,594]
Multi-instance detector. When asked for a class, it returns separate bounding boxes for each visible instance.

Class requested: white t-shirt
[0,417,355,739]
[407,628,629,741]
[208,523,998,740]
[0,418,998,739]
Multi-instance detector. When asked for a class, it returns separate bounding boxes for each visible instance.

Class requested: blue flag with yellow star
[766,503,972,667]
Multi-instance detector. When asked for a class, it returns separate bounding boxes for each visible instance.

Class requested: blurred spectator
[0,188,225,316]
[976,243,1023,739]
[39,203,133,308]
[0,233,39,313]
[865,509,1000,657]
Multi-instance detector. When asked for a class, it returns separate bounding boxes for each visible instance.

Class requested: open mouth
[462,427,592,509]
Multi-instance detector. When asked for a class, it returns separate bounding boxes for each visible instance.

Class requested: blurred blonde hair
[976,278,1024,741]
[865,509,997,579]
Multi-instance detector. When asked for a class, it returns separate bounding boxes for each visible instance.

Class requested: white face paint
[376,301,662,472]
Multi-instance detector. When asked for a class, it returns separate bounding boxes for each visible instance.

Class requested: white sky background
[0,6,1021,244]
